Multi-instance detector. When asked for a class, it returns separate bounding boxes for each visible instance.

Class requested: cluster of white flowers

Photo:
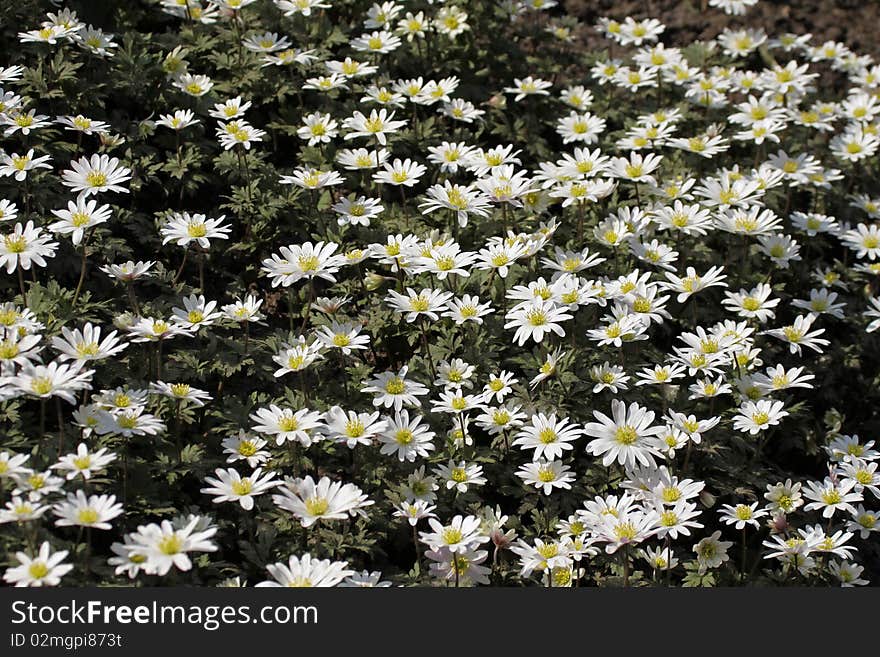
[0,0,878,588]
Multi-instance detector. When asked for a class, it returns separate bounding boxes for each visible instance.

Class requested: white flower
[516,459,576,495]
[61,154,131,196]
[584,400,664,468]
[256,553,353,587]
[200,467,280,510]
[3,542,73,587]
[53,490,124,530]
[272,475,374,527]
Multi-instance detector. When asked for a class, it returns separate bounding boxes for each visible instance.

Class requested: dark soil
[565,0,880,56]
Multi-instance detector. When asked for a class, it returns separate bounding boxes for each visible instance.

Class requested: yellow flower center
[158,534,183,555]
[28,562,49,580]
[4,235,27,253]
[232,479,253,496]
[78,508,99,524]
[615,426,638,445]
[304,497,329,516]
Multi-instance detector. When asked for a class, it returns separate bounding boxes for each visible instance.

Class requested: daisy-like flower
[0,332,42,374]
[250,405,325,447]
[0,150,53,181]
[314,321,370,355]
[482,371,517,403]
[0,497,50,524]
[100,260,154,282]
[429,389,485,416]
[754,365,815,393]
[271,338,324,377]
[209,97,252,121]
[48,197,112,246]
[221,431,271,468]
[434,358,476,391]
[272,475,374,527]
[826,434,879,462]
[841,223,880,260]
[584,400,664,469]
[474,241,529,279]
[803,477,863,518]
[504,298,572,346]
[0,452,30,482]
[302,73,349,92]
[732,399,789,435]
[791,288,845,319]
[261,241,342,288]
[126,317,192,343]
[0,199,18,223]
[342,108,406,145]
[377,410,435,462]
[419,514,487,555]
[53,490,124,530]
[722,283,780,322]
[504,76,552,102]
[865,297,880,333]
[281,165,344,189]
[216,120,266,150]
[256,554,353,588]
[435,5,470,38]
[350,30,402,54]
[61,154,131,196]
[635,363,687,386]
[361,366,428,411]
[665,411,720,444]
[373,158,426,187]
[386,287,454,322]
[322,406,387,448]
[3,542,73,587]
[127,516,217,576]
[1,109,52,136]
[200,467,279,510]
[172,73,213,97]
[393,499,438,526]
[160,212,231,249]
[56,114,110,135]
[149,381,212,407]
[516,459,576,495]
[590,362,629,393]
[156,109,199,131]
[0,221,58,273]
[651,500,703,540]
[297,111,338,146]
[764,479,804,514]
[513,412,584,461]
[419,181,492,228]
[52,443,116,480]
[443,294,493,325]
[829,561,869,587]
[434,459,487,493]
[51,323,127,363]
[556,111,606,144]
[221,295,264,324]
[340,570,392,588]
[719,502,768,529]
[761,314,829,355]
[332,196,384,227]
[830,126,879,162]
[12,361,94,404]
[609,152,663,185]
[693,531,733,574]
[95,407,165,437]
[443,98,485,123]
